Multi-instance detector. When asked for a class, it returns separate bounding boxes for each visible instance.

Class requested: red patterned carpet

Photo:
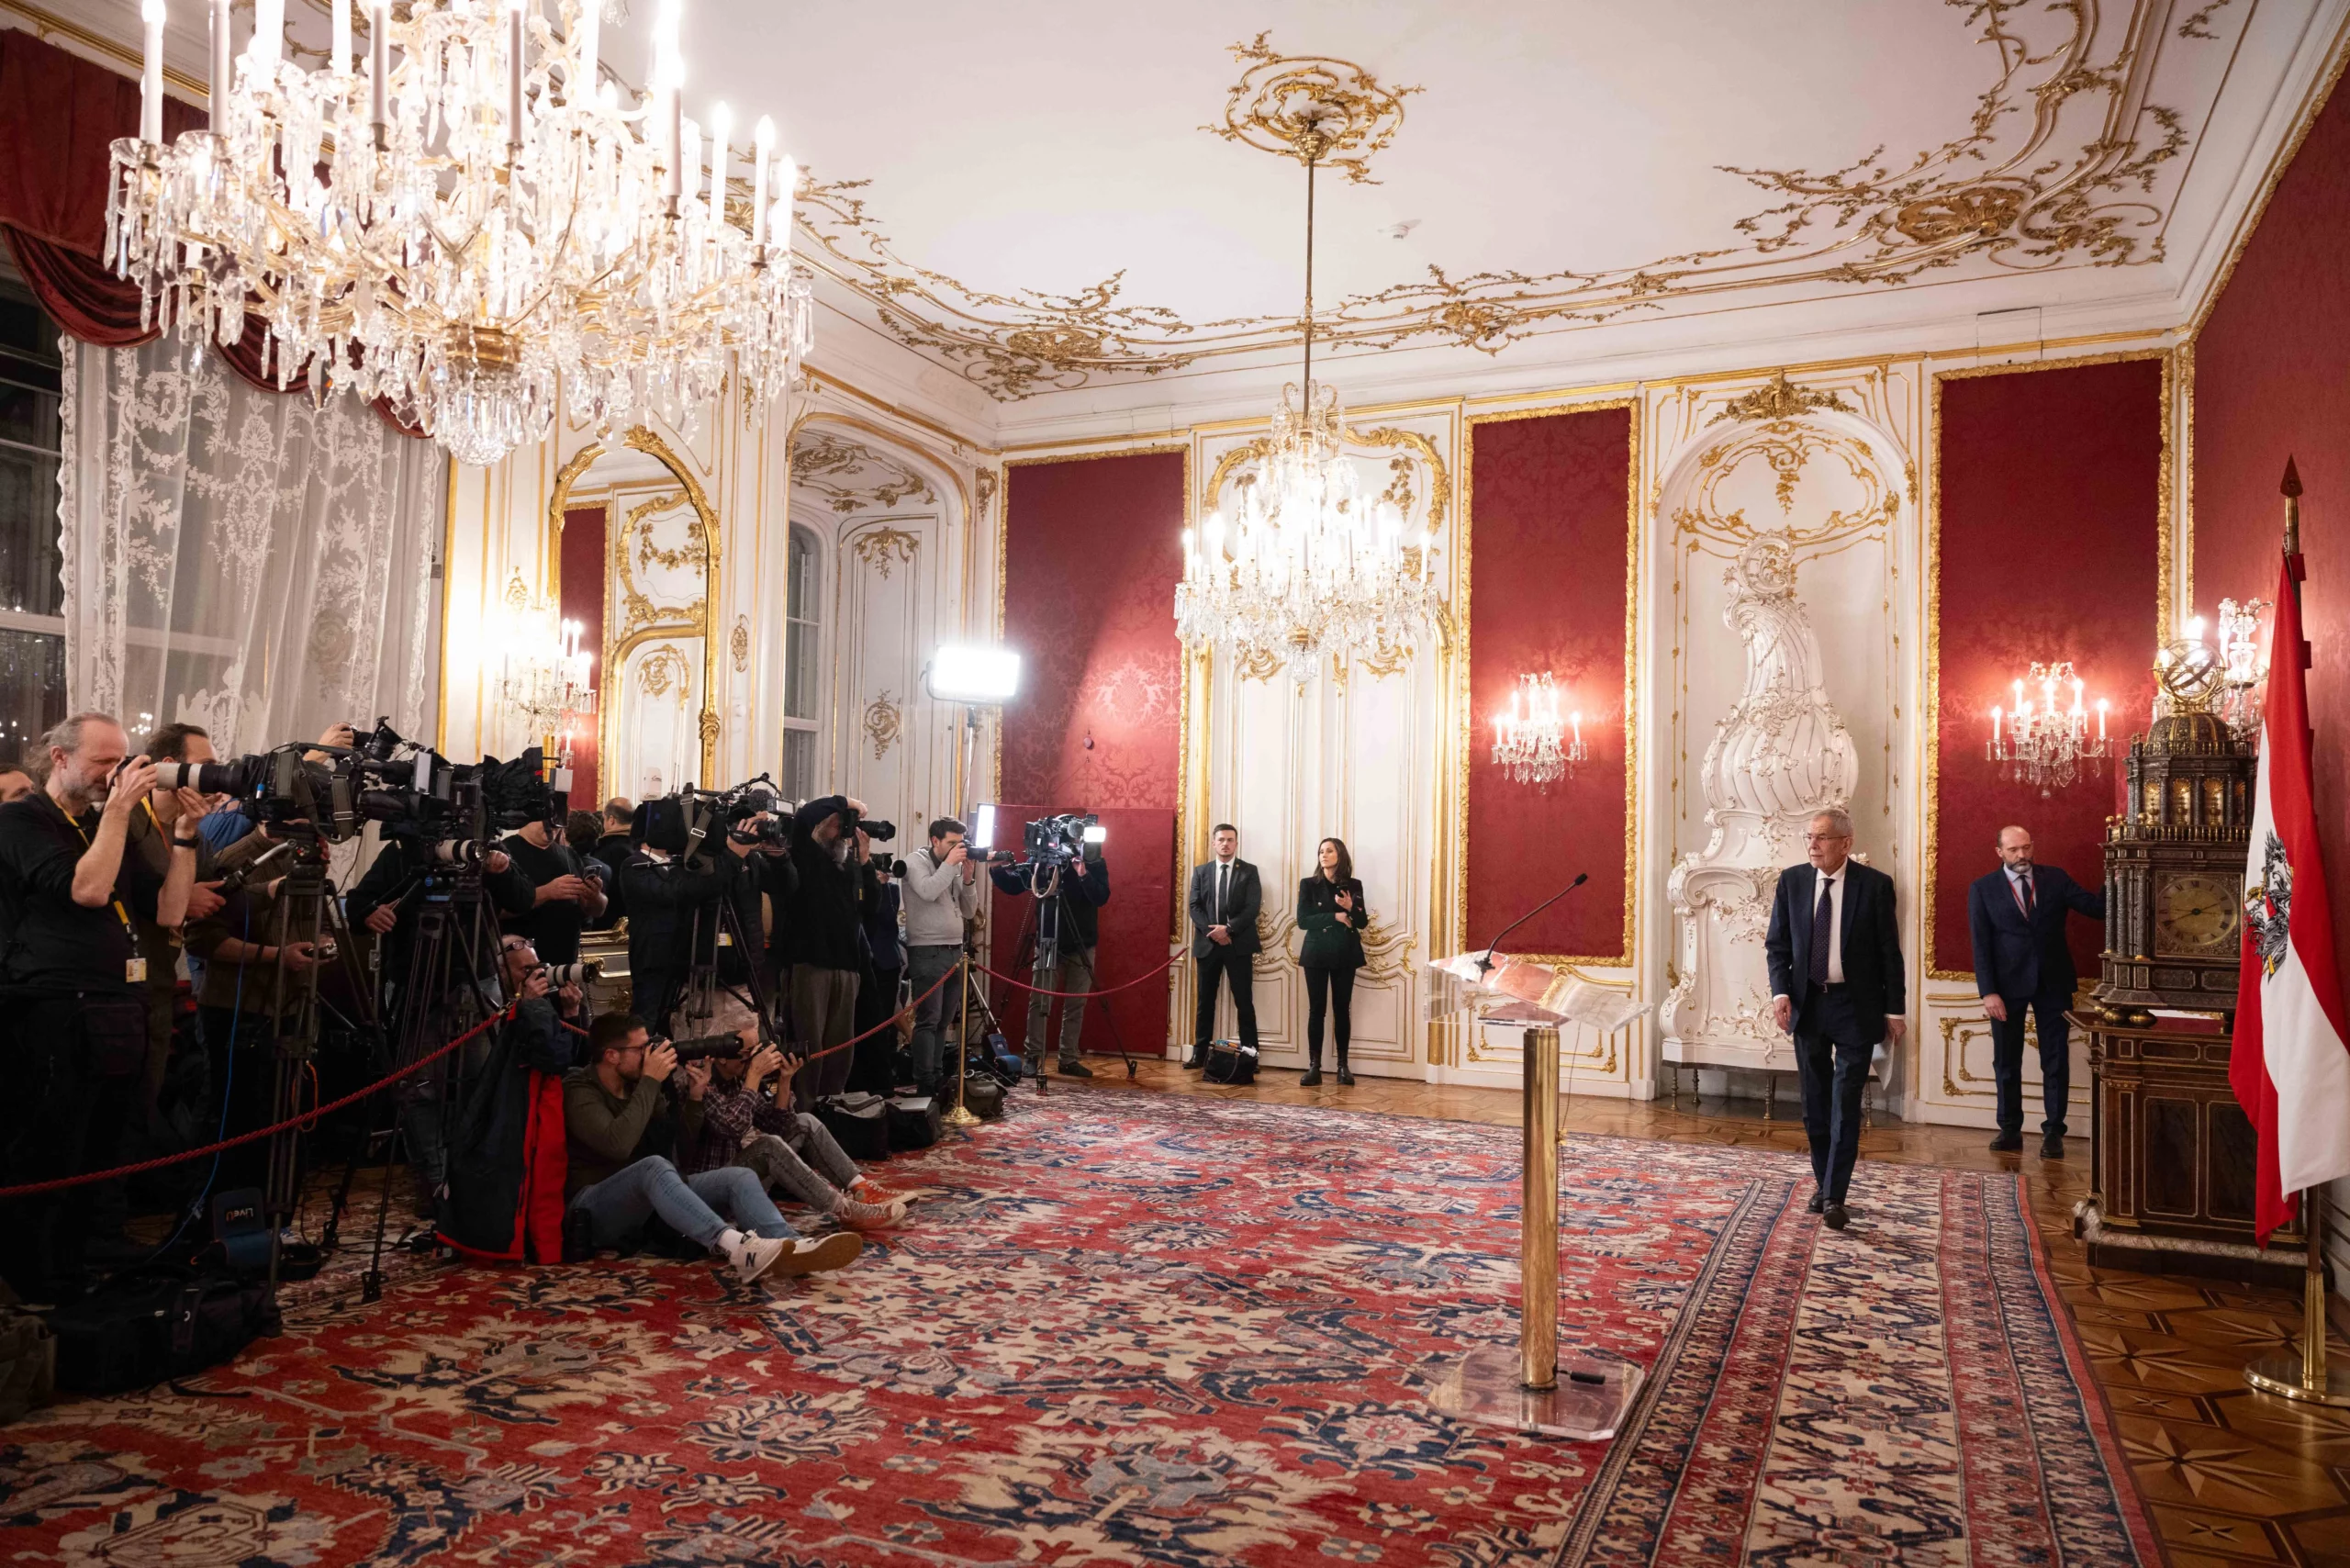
[3,1092,2158,1566]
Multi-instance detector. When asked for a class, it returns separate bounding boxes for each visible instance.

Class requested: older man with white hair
[1763,805,1908,1231]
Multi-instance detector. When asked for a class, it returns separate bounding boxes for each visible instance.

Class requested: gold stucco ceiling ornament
[1202,31,1421,185]
[1707,371,1857,428]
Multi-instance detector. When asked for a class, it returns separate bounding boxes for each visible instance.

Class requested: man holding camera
[588,797,634,929]
[126,723,230,1126]
[620,816,744,1036]
[0,712,205,1301]
[501,802,607,966]
[784,794,882,1105]
[674,993,903,1232]
[438,935,584,1260]
[991,824,1109,1078]
[565,1012,861,1280]
[901,818,980,1097]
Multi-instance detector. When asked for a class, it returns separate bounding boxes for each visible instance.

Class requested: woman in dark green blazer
[1296,836,1367,1086]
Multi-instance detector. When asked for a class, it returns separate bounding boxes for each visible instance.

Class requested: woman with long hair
[1296,836,1368,1086]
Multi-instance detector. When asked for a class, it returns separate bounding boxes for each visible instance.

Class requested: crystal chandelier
[1490,673,1584,789]
[2212,599,2270,742]
[1173,107,1441,677]
[108,0,812,467]
[1987,660,2110,795]
[494,578,598,753]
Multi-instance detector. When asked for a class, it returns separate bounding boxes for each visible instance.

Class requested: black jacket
[991,856,1108,953]
[1296,876,1368,970]
[785,809,877,971]
[588,831,633,928]
[1189,858,1262,958]
[346,834,535,991]
[1763,858,1907,1030]
[621,849,736,1025]
[1968,864,2104,1003]
[438,995,574,1260]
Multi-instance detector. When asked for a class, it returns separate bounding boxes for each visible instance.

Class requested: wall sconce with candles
[492,579,599,769]
[1987,660,2109,796]
[1491,673,1584,790]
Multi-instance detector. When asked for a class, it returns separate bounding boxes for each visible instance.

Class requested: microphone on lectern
[1476,871,1589,974]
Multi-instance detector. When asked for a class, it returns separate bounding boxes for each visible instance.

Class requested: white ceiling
[36,0,2350,439]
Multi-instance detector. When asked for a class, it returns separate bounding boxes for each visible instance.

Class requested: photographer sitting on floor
[439,935,584,1261]
[673,992,903,1233]
[564,1012,861,1280]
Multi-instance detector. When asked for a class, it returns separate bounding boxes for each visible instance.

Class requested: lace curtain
[57,334,443,752]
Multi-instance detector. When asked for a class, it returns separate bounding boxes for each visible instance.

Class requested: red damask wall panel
[1464,408,1634,960]
[2194,68,2350,989]
[560,506,608,806]
[1933,359,2163,982]
[998,452,1185,1052]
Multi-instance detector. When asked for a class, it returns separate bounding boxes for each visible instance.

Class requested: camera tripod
[1005,862,1138,1082]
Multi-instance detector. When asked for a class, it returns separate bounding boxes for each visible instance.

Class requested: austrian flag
[2232,553,2350,1243]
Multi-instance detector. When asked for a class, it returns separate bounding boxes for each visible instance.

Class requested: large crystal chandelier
[107,0,812,467]
[1173,107,1440,677]
[1986,660,2110,795]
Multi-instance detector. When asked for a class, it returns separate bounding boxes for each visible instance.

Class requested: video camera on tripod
[1023,812,1105,871]
[636,775,793,871]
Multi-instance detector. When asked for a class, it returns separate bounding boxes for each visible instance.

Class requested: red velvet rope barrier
[973,950,1181,1000]
[0,1005,520,1199]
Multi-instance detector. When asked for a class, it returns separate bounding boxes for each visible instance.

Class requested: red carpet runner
[0,1092,2156,1565]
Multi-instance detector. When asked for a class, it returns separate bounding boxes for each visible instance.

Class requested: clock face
[2154,872,2243,957]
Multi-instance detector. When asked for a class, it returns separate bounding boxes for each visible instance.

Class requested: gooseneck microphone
[1476,871,1589,974]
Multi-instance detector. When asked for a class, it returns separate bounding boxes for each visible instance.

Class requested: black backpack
[47,1266,276,1394]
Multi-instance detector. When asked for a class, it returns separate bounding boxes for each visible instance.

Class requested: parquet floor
[1048,1058,2350,1567]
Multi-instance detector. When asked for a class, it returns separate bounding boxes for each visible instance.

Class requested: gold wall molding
[1456,398,1642,969]
[1706,370,1857,428]
[1919,346,2172,980]
[863,691,903,760]
[848,525,921,578]
[793,431,940,515]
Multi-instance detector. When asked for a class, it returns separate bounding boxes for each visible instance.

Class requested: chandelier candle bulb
[750,116,771,251]
[575,0,598,91]
[330,0,350,74]
[140,0,164,146]
[210,0,232,126]
[366,0,386,132]
[505,0,525,151]
[707,102,731,237]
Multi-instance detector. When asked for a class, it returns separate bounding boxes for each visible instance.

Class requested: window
[781,525,822,799]
[0,276,68,767]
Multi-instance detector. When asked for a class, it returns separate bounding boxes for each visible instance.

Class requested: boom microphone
[1477,871,1589,974]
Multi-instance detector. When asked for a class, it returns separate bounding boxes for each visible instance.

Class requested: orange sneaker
[835,1197,906,1232]
[851,1178,906,1207]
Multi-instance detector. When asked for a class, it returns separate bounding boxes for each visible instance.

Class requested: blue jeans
[905,944,964,1092]
[568,1156,792,1249]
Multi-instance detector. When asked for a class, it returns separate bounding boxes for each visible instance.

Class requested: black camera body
[638,775,788,869]
[667,1033,751,1064]
[1024,812,1102,872]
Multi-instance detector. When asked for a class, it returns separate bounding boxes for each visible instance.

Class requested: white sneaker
[718,1230,792,1282]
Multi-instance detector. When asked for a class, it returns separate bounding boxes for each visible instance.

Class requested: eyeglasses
[1804,833,1851,844]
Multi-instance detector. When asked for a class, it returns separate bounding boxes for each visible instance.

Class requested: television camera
[1023,812,1105,872]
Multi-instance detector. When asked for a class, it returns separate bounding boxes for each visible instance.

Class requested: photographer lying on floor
[564,1012,863,1281]
[673,992,905,1232]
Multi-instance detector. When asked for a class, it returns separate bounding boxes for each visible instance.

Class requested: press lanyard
[56,796,145,981]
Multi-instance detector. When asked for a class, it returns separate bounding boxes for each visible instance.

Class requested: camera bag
[0,1305,55,1422]
[48,1266,275,1394]
[816,1093,890,1159]
[886,1095,942,1150]
[1204,1040,1259,1085]
[959,1071,1005,1120]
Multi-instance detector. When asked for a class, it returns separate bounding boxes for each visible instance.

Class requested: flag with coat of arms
[2232,549,2350,1244]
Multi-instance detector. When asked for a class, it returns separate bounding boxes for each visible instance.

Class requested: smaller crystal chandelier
[2212,599,2270,742]
[494,581,598,758]
[1987,661,2109,795]
[1491,674,1583,789]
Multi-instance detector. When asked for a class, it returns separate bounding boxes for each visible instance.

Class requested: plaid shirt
[677,1076,797,1177]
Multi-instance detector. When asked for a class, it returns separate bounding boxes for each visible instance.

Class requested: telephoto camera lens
[863,819,898,842]
[151,759,241,793]
[543,959,603,984]
[428,838,487,867]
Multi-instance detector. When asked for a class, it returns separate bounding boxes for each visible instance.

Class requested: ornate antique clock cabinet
[2076,648,2303,1281]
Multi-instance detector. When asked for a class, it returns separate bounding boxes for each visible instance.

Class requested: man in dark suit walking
[1186,823,1260,1069]
[1764,805,1908,1230]
[1967,824,2104,1159]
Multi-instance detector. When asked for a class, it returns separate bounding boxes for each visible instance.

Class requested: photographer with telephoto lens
[901,818,979,1098]
[500,794,607,965]
[0,712,205,1303]
[783,794,883,1105]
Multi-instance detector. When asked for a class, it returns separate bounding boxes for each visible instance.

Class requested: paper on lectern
[1427,951,1654,1033]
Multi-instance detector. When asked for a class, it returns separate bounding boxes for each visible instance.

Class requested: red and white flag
[2232,553,2350,1244]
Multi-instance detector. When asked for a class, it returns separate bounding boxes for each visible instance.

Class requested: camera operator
[619,815,740,1035]
[783,794,880,1105]
[587,797,633,929]
[674,993,902,1232]
[437,935,583,1260]
[501,800,608,966]
[125,723,231,1128]
[0,712,205,1302]
[565,1012,861,1280]
[848,856,905,1094]
[901,818,980,1098]
[991,831,1110,1079]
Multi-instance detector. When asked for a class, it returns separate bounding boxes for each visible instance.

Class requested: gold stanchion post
[1425,1024,1639,1439]
[943,953,980,1128]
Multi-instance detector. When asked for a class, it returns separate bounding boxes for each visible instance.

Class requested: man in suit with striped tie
[1764,806,1908,1230]
[1967,824,2104,1159]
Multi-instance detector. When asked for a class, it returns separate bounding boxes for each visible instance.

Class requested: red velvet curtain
[1464,408,1635,959]
[0,28,420,431]
[999,452,1186,1054]
[1933,359,2163,980]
